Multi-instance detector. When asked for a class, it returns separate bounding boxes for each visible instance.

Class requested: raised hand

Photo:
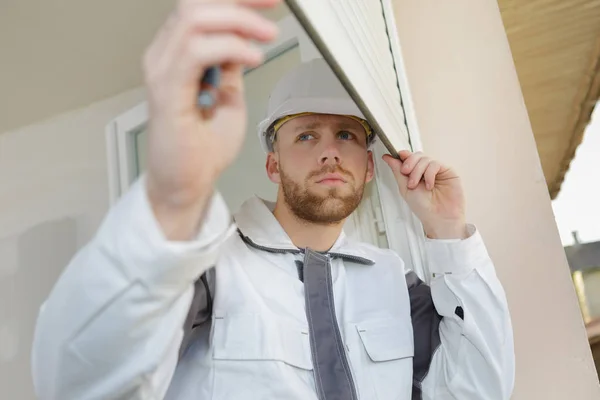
[383,150,468,239]
[142,0,280,239]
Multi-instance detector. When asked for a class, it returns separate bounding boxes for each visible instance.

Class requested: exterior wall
[392,0,600,398]
[0,87,145,399]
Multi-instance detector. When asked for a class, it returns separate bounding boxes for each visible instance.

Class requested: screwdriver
[197,66,221,109]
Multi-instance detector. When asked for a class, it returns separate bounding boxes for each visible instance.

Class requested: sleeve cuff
[425,224,491,276]
[96,176,235,287]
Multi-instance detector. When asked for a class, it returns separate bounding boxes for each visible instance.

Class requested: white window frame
[105,8,431,280]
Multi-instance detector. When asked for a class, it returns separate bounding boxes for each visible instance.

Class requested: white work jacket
[32,177,515,400]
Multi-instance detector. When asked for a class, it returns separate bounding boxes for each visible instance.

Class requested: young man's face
[266,113,375,224]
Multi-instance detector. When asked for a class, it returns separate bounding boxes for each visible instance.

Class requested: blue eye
[298,133,315,141]
[338,131,354,140]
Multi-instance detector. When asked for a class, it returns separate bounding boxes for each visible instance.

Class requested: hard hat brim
[257,97,370,153]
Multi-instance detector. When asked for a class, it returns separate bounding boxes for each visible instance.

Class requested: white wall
[0,87,146,399]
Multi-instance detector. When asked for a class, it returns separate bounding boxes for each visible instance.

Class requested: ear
[266,152,281,184]
[365,151,375,183]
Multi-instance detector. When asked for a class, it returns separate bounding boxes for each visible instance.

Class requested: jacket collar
[233,196,374,265]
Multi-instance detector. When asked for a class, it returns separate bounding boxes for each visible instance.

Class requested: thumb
[382,154,409,191]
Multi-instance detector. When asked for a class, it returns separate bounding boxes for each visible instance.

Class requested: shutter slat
[332,3,400,109]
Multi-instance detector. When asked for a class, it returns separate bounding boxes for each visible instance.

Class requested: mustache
[307,165,353,181]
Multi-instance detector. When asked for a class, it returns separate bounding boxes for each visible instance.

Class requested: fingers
[147,34,263,108]
[407,157,430,189]
[400,151,425,175]
[384,151,444,191]
[178,35,264,80]
[150,3,277,71]
[382,153,401,172]
[423,161,441,190]
[398,150,412,162]
[143,1,279,109]
[179,4,279,42]
[382,154,409,193]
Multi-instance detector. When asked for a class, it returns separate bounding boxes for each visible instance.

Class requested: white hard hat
[257,58,375,153]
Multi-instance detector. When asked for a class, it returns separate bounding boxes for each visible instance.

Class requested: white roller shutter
[285,0,411,154]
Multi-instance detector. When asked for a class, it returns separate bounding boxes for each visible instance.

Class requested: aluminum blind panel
[285,0,410,154]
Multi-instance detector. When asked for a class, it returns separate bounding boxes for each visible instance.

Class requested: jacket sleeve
[31,177,234,400]
[408,225,515,400]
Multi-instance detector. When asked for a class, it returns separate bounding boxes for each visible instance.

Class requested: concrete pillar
[392,0,600,398]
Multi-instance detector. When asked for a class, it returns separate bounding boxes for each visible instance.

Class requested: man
[31,0,514,399]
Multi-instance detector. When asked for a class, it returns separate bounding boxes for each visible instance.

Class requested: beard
[280,165,366,225]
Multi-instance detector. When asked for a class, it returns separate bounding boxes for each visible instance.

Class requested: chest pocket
[355,318,414,400]
[211,313,315,399]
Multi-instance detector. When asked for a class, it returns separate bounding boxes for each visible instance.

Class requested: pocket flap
[213,313,313,370]
[356,319,414,362]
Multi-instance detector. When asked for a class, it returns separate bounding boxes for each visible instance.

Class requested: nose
[318,141,342,167]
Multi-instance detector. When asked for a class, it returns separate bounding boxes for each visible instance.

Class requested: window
[105,6,429,278]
